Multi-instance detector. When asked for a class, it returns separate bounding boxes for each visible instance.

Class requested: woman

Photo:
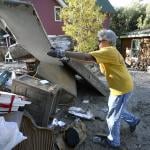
[47,29,140,148]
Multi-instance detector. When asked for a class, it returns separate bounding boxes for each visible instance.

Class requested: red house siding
[29,0,113,36]
[30,0,64,35]
[102,14,111,29]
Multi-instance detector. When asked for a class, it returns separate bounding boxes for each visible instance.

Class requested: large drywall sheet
[0,0,77,96]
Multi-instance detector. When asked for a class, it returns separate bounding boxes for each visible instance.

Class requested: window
[54,6,61,22]
[131,39,141,57]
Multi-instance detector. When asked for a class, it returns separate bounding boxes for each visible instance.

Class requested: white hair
[97,29,118,46]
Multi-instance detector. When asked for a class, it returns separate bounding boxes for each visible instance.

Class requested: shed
[120,28,150,58]
[120,28,150,70]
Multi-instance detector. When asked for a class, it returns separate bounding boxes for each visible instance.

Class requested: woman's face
[99,40,110,49]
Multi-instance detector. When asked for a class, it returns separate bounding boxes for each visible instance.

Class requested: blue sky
[109,0,150,8]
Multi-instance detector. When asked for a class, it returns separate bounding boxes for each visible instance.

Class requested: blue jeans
[106,92,139,147]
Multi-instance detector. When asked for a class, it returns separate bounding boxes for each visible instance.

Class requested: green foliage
[109,0,149,50]
[138,4,150,29]
[110,0,146,36]
[60,0,105,52]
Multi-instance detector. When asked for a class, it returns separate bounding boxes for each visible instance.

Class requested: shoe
[93,134,120,149]
[130,119,140,133]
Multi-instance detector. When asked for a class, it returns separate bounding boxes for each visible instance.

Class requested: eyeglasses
[98,40,106,43]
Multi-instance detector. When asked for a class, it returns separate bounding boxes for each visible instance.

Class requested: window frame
[54,6,62,22]
[131,39,141,58]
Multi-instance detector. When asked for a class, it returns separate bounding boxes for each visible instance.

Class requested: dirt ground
[59,70,150,150]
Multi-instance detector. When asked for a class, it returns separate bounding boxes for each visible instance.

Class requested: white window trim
[54,6,62,22]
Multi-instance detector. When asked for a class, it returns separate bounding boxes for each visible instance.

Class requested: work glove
[60,57,70,63]
[47,47,65,58]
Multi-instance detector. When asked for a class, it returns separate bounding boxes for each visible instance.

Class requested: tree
[110,0,146,36]
[60,0,105,52]
[110,0,147,51]
[138,4,150,29]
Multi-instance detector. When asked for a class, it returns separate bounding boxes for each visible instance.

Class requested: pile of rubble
[0,1,108,150]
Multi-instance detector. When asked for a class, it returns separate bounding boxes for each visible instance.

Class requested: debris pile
[0,1,108,149]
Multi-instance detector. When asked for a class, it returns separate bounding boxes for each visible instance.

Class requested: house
[29,0,115,36]
[29,0,66,36]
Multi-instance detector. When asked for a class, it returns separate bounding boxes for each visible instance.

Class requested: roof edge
[120,28,150,38]
[56,0,67,7]
[120,34,150,38]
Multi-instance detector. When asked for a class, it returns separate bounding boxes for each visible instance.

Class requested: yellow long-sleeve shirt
[89,46,133,95]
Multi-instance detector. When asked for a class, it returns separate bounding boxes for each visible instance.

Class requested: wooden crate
[11,75,62,127]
